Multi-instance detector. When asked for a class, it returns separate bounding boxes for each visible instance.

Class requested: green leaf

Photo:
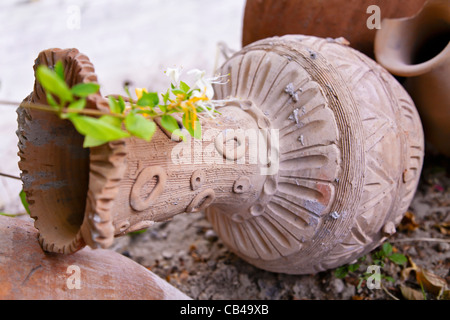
[171,89,185,96]
[19,190,30,215]
[108,96,122,114]
[118,96,126,113]
[388,253,407,265]
[159,104,167,113]
[179,81,190,93]
[36,65,73,102]
[125,113,156,141]
[71,83,100,97]
[382,242,393,256]
[83,135,109,148]
[161,115,180,133]
[68,99,86,110]
[69,114,130,144]
[383,276,395,283]
[54,61,65,80]
[335,266,348,279]
[162,88,170,104]
[348,263,360,272]
[137,91,159,107]
[99,115,122,128]
[46,93,59,108]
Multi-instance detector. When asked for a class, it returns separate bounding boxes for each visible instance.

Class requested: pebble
[436,242,449,252]
[162,250,173,259]
[330,278,345,294]
[205,229,218,241]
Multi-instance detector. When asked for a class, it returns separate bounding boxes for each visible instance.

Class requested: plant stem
[0,173,21,180]
[0,100,125,119]
[381,283,400,300]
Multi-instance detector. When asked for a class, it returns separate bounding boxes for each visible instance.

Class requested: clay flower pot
[375,0,450,156]
[18,37,424,275]
[242,0,427,58]
[0,216,190,300]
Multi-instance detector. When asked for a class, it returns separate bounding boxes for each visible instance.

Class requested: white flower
[165,67,181,84]
[188,69,228,100]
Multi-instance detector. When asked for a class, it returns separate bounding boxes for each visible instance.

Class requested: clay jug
[375,0,450,156]
[0,216,190,300]
[242,0,427,58]
[18,37,424,275]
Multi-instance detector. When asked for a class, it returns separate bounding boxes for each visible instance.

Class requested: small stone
[162,250,173,259]
[205,229,218,241]
[407,246,418,256]
[330,278,345,294]
[436,242,449,252]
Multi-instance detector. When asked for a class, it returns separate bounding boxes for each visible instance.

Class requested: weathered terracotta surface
[375,0,450,156]
[242,0,427,58]
[207,35,424,274]
[18,38,424,274]
[0,216,190,300]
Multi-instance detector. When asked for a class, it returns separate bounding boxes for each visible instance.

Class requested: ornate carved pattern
[130,166,167,212]
[207,35,423,274]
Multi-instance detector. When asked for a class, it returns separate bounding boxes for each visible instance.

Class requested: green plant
[32,62,223,148]
[334,242,407,289]
[335,256,366,279]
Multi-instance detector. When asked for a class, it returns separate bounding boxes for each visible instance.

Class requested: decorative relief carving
[130,166,167,212]
[186,189,216,213]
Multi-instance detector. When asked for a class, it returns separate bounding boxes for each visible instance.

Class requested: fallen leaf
[434,222,450,236]
[398,211,419,232]
[400,285,425,300]
[401,256,419,281]
[416,268,448,297]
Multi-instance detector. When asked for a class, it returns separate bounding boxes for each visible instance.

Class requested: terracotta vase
[0,216,190,300]
[242,0,427,58]
[18,37,424,274]
[375,0,450,156]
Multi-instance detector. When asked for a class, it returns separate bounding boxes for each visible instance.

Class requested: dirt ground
[110,149,450,300]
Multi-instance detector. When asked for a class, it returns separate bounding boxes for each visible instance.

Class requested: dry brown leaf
[401,255,419,281]
[400,285,425,300]
[398,211,420,232]
[416,268,448,296]
[434,222,450,235]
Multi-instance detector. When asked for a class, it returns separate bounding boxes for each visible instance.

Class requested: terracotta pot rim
[18,48,127,254]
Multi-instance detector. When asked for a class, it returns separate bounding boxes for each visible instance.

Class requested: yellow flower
[135,88,148,100]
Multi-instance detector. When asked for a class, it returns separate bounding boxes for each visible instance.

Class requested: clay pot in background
[242,0,427,58]
[0,216,190,300]
[18,37,424,275]
[375,0,450,156]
